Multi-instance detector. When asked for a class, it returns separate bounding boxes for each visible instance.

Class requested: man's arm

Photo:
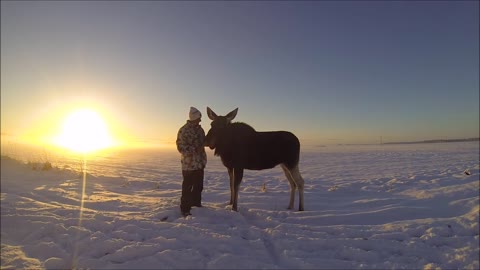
[176,128,195,154]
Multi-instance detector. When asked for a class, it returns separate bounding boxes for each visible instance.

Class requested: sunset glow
[2,1,478,149]
[54,109,114,153]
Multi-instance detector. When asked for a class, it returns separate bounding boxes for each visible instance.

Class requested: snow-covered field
[1,142,479,269]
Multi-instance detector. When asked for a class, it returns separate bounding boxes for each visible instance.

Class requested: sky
[1,1,479,149]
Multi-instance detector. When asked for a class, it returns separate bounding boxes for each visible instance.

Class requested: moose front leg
[231,168,244,212]
[227,167,234,205]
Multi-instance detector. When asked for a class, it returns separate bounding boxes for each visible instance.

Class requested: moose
[205,107,305,211]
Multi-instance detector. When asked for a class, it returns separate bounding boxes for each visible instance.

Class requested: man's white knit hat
[189,107,202,121]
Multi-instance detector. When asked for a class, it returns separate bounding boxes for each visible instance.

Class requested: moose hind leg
[281,164,297,210]
[291,165,305,211]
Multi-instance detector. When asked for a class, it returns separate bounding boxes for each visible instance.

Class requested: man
[176,107,207,217]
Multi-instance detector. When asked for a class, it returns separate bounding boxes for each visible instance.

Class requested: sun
[55,109,114,153]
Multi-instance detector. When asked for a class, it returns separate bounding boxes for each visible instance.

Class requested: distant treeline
[383,138,480,145]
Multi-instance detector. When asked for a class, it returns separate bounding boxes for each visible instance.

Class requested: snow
[1,142,479,269]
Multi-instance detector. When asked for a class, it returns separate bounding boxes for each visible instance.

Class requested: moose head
[205,107,238,150]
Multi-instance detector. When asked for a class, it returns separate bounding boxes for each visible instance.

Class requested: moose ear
[226,108,238,123]
[207,107,217,120]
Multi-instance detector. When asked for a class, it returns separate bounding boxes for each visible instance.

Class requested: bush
[42,161,53,171]
[27,161,53,171]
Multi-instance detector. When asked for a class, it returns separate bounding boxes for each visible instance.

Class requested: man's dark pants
[180,169,204,213]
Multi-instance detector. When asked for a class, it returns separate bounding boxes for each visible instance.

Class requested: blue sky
[1,1,478,147]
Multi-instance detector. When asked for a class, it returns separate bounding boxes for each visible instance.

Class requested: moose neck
[213,122,255,157]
